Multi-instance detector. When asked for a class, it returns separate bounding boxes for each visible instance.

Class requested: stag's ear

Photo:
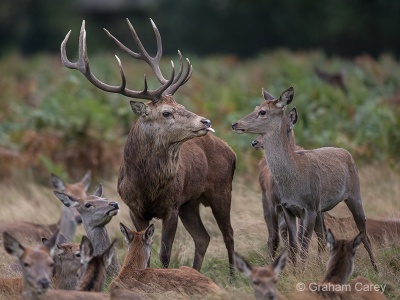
[3,232,25,258]
[54,191,79,208]
[352,231,363,253]
[51,173,66,191]
[262,88,275,101]
[234,252,253,278]
[288,107,298,129]
[326,228,336,251]
[130,101,151,116]
[80,170,92,192]
[272,250,288,278]
[93,184,103,197]
[119,223,134,244]
[276,87,294,108]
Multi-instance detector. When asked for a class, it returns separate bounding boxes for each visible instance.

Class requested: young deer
[232,87,377,273]
[0,171,90,246]
[293,229,386,300]
[251,108,309,259]
[61,19,236,275]
[109,222,223,297]
[53,184,120,278]
[234,250,288,300]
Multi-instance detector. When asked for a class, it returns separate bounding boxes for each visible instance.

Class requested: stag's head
[53,184,119,228]
[3,229,59,295]
[61,19,214,145]
[232,87,294,135]
[234,250,288,300]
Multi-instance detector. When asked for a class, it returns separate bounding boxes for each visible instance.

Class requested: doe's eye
[162,111,171,118]
[23,262,30,267]
[259,110,266,116]
[85,203,92,208]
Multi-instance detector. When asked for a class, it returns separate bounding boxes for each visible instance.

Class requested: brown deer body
[109,223,223,297]
[232,87,377,273]
[0,171,90,247]
[54,184,120,278]
[61,19,236,274]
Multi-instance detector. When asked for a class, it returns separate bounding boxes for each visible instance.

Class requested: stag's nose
[38,278,51,289]
[251,140,258,147]
[201,119,211,128]
[109,202,119,209]
[231,122,237,130]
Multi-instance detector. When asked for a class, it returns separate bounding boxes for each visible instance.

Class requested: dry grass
[0,165,399,299]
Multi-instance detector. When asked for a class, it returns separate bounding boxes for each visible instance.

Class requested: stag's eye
[259,110,266,116]
[84,203,92,208]
[162,111,171,118]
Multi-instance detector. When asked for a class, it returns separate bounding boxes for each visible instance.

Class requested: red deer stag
[60,19,236,274]
[232,87,377,273]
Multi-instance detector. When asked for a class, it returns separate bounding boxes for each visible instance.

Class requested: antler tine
[165,57,193,96]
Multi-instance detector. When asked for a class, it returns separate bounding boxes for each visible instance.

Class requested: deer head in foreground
[232,87,377,273]
[53,184,120,277]
[61,19,236,275]
[109,222,223,297]
[3,229,59,296]
[234,250,288,300]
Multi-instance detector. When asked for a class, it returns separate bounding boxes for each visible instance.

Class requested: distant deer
[251,107,308,258]
[53,184,120,278]
[109,222,224,297]
[234,250,288,300]
[61,19,236,274]
[0,171,90,246]
[325,212,400,245]
[314,67,348,94]
[232,87,377,273]
[292,229,386,300]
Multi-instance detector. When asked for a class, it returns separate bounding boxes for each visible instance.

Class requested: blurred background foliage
[0,0,399,182]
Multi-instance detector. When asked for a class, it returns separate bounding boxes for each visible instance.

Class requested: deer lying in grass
[251,107,307,258]
[234,250,288,300]
[0,235,81,299]
[53,184,120,278]
[232,87,377,273]
[109,222,223,297]
[61,19,236,275]
[0,171,90,246]
[324,212,400,245]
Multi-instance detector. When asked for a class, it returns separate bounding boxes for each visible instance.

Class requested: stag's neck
[262,119,299,187]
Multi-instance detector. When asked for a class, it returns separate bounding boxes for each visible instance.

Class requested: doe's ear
[43,227,60,256]
[80,236,94,265]
[80,170,92,192]
[3,232,25,258]
[352,231,363,252]
[130,101,150,117]
[102,239,117,269]
[144,224,155,241]
[119,222,134,244]
[287,107,298,130]
[272,250,288,278]
[54,191,79,208]
[262,88,275,101]
[276,86,294,108]
[93,184,103,197]
[233,252,253,278]
[326,228,336,251]
[51,173,65,191]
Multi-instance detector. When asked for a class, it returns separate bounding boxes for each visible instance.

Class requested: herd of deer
[0,18,398,300]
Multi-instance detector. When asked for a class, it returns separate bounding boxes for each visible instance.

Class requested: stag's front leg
[160,209,179,268]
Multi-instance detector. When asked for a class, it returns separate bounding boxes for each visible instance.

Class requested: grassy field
[0,164,399,299]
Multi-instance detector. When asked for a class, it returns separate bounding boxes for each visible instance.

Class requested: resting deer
[61,19,236,274]
[292,229,386,300]
[232,87,377,273]
[109,222,223,297]
[324,212,400,245]
[53,184,120,278]
[0,171,90,247]
[251,107,308,258]
[234,250,288,300]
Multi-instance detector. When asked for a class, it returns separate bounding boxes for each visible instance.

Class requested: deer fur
[60,18,236,275]
[292,229,386,300]
[324,212,400,245]
[0,171,90,247]
[234,250,288,300]
[109,223,224,297]
[232,87,377,273]
[252,107,307,258]
[53,184,120,278]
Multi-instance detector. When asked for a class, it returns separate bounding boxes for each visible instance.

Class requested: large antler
[61,19,193,103]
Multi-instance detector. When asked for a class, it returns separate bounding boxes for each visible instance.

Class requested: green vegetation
[0,51,399,181]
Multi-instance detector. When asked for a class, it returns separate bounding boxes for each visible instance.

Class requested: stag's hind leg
[345,196,378,273]
[179,201,210,271]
